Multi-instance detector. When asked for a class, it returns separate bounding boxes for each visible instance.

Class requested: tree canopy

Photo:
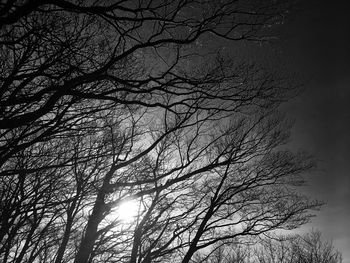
[0,1,322,263]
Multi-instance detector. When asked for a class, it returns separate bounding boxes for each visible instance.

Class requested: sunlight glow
[116,199,139,222]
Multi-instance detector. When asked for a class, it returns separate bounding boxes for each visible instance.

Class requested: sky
[277,0,350,261]
[215,1,350,259]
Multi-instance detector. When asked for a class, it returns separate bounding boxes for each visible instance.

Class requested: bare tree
[192,231,342,263]
[0,0,295,170]
[255,231,342,263]
[192,241,250,263]
[0,1,322,263]
[293,231,342,263]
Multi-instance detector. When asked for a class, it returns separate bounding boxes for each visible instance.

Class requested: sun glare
[116,199,139,222]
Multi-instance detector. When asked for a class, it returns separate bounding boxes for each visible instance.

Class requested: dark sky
[279,0,350,261]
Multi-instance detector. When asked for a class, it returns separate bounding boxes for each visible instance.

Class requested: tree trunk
[74,191,106,263]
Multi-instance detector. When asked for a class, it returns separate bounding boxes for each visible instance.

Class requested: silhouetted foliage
[0,1,321,263]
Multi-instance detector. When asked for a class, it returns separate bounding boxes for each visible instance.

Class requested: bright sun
[115,199,139,222]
